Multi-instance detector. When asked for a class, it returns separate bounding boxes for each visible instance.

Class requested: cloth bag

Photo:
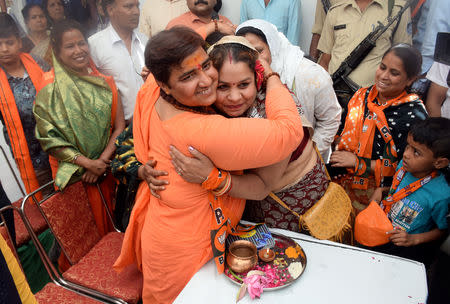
[354,201,393,247]
[270,145,354,243]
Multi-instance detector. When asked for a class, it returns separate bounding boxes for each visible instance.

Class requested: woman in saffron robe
[34,20,125,236]
[113,27,303,303]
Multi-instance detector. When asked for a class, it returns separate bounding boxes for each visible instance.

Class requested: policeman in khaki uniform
[310,0,343,60]
[317,0,412,88]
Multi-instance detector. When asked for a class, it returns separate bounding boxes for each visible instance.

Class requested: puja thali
[224,233,307,291]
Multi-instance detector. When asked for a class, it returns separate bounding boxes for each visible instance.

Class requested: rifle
[331,0,414,107]
[321,0,332,13]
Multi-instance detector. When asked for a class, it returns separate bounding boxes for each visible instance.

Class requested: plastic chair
[0,204,104,303]
[21,180,142,304]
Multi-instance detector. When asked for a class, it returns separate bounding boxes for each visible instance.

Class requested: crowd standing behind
[240,0,301,46]
[0,0,449,303]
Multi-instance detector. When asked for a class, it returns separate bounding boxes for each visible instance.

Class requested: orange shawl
[338,86,419,189]
[0,53,45,194]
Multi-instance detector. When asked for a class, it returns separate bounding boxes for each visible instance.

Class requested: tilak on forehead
[184,51,207,71]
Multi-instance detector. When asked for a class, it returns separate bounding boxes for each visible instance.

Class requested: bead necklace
[160,90,215,115]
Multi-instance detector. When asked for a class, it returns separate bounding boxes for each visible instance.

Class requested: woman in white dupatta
[236,19,341,160]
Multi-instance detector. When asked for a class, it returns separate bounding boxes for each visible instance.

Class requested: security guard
[317,0,412,88]
[310,0,343,60]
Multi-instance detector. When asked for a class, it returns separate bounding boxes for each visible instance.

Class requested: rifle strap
[388,0,394,17]
[321,0,331,13]
[390,0,404,43]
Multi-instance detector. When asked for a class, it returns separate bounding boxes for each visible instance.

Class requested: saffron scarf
[34,55,117,190]
[338,86,419,189]
[0,53,45,194]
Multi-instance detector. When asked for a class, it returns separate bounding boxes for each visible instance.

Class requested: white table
[175,228,427,304]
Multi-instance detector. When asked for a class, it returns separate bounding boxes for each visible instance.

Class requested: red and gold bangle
[212,173,232,196]
[262,72,280,87]
[213,19,218,32]
[202,167,227,190]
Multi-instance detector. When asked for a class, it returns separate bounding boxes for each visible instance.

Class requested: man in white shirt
[426,61,450,119]
[89,0,147,122]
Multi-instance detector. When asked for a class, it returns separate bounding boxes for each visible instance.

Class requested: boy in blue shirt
[370,118,449,265]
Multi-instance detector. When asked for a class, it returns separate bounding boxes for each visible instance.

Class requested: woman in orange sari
[330,44,428,211]
[114,27,303,303]
[34,20,125,236]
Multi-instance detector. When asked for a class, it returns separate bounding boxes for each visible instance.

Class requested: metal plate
[224,233,307,290]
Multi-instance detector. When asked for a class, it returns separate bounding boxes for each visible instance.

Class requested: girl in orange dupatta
[114,27,303,303]
[330,44,428,210]
[0,13,52,196]
[34,20,125,238]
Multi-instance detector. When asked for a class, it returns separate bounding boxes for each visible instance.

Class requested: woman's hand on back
[329,150,357,168]
[138,159,169,199]
[169,145,214,184]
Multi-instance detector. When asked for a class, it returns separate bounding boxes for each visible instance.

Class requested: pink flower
[244,275,264,299]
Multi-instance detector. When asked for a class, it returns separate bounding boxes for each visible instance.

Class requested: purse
[269,145,354,244]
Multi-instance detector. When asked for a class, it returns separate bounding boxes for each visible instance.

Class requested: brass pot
[227,240,258,273]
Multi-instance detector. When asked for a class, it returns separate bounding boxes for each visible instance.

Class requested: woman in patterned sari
[34,20,125,236]
[330,44,428,211]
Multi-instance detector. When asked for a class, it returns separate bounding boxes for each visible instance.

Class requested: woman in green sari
[33,20,125,237]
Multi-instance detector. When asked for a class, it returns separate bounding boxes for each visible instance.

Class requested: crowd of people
[0,0,449,303]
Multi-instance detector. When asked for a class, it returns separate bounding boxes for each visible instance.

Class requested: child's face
[402,134,436,177]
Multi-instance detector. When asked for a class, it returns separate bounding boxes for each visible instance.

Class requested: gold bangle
[213,19,218,32]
